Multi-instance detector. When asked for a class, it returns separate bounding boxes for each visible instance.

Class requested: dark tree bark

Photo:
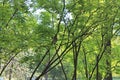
[96,55,102,80]
[102,25,112,80]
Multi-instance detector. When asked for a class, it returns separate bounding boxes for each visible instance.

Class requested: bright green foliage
[0,0,120,80]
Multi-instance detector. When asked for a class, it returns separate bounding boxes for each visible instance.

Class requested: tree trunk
[96,55,102,80]
[101,25,112,80]
[9,62,13,80]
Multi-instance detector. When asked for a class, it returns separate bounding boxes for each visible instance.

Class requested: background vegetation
[0,0,120,80]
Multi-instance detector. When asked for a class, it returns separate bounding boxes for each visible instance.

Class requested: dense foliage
[0,0,120,80]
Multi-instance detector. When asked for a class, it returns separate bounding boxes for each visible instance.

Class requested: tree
[1,0,120,80]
